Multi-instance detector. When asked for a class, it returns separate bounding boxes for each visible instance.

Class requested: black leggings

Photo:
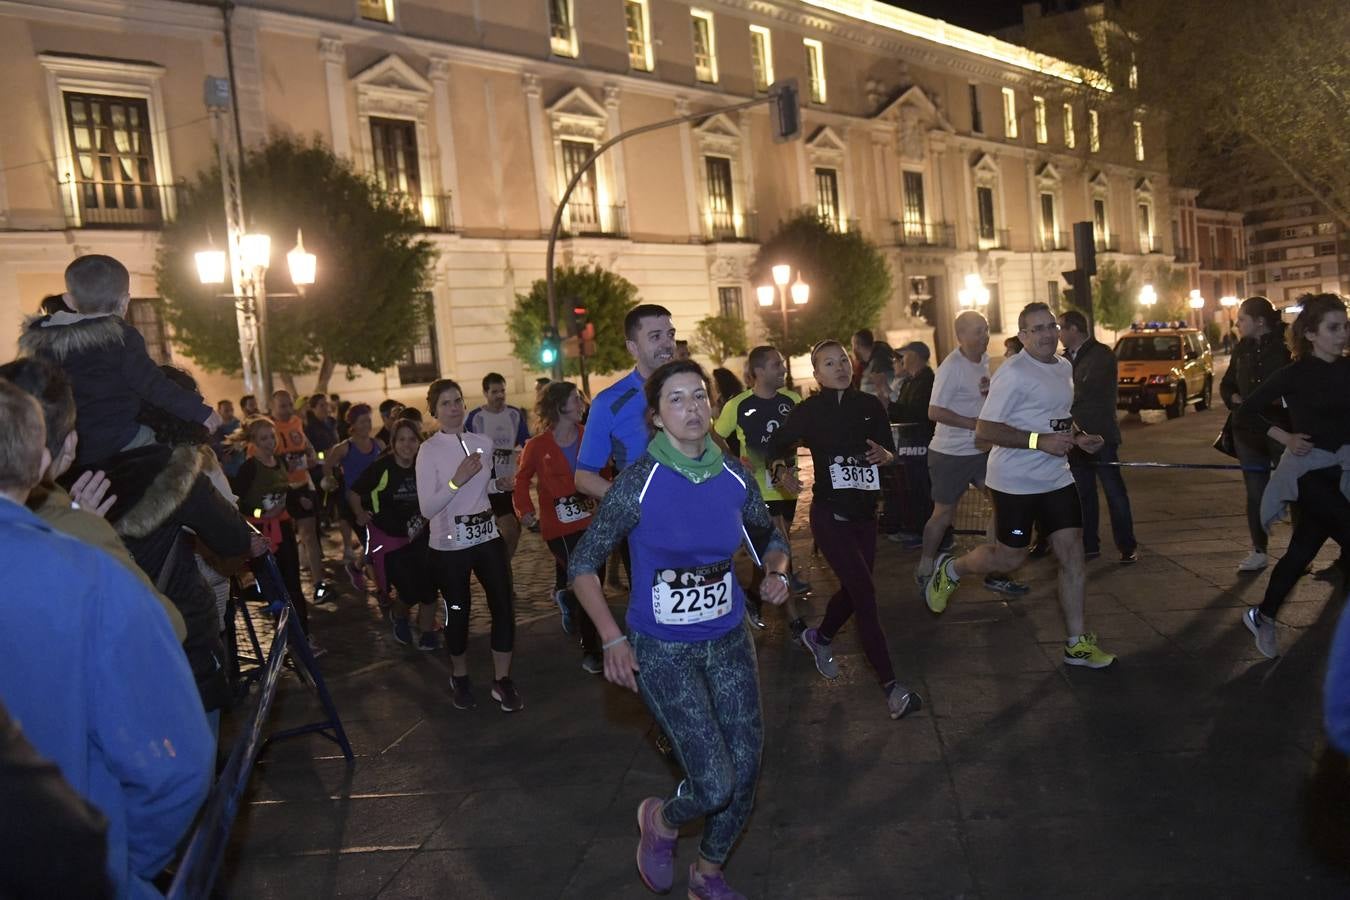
[430,538,515,656]
[546,531,603,654]
[1261,467,1350,619]
[274,520,308,631]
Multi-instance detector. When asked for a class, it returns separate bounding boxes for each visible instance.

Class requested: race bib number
[492,448,517,475]
[829,457,880,491]
[407,515,426,540]
[452,510,499,547]
[554,493,595,524]
[652,560,734,626]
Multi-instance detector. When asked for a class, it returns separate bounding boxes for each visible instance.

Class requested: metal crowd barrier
[167,553,352,899]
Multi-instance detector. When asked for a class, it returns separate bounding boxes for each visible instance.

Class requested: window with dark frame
[398,300,440,384]
[128,298,171,365]
[1093,197,1108,243]
[984,283,1003,333]
[561,139,599,229]
[549,0,576,56]
[718,286,743,320]
[902,171,925,238]
[704,155,735,238]
[370,117,421,203]
[976,185,996,241]
[1040,192,1057,247]
[969,83,983,133]
[815,167,840,229]
[63,92,162,226]
[625,0,652,71]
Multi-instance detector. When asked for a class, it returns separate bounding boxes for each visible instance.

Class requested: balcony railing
[1040,229,1069,251]
[561,202,628,238]
[1201,256,1241,271]
[375,191,457,233]
[702,209,759,243]
[976,228,1011,250]
[1174,248,1196,263]
[892,221,955,248]
[60,178,179,229]
[1096,236,1121,252]
[1140,233,1160,253]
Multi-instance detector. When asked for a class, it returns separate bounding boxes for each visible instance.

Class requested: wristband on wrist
[602,634,628,651]
[447,478,460,490]
[1028,432,1039,451]
[767,571,790,585]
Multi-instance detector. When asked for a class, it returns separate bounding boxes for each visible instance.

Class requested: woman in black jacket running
[1220,296,1291,574]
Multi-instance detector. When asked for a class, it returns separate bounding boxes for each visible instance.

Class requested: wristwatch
[767,571,790,586]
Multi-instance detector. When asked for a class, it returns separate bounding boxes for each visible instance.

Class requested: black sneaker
[745,598,766,629]
[491,677,524,712]
[581,653,603,675]
[450,675,476,710]
[1119,549,1139,564]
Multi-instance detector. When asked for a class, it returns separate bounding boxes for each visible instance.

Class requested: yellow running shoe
[1064,632,1116,669]
[924,553,959,614]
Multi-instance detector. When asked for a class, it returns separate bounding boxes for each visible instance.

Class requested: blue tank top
[342,439,383,491]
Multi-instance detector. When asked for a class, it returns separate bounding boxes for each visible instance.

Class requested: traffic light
[540,327,561,366]
[769,79,801,143]
[565,303,588,337]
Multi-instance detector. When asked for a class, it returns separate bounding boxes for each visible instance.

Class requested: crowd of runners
[7,251,1350,898]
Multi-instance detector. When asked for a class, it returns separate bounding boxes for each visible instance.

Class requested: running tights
[546,531,603,654]
[633,624,762,865]
[429,538,515,655]
[810,504,896,685]
[1262,466,1350,619]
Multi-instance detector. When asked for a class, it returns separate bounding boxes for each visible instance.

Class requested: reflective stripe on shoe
[800,627,839,680]
[1243,608,1279,658]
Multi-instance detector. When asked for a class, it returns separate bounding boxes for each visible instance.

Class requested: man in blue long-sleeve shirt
[0,380,213,899]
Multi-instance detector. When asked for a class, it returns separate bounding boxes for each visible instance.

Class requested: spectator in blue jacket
[0,379,214,899]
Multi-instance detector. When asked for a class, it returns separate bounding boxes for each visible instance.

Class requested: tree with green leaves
[1151,264,1192,322]
[1091,260,1137,335]
[507,265,639,377]
[692,313,748,366]
[749,212,893,360]
[155,135,437,393]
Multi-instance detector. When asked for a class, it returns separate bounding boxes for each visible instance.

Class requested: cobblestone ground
[221,377,1350,898]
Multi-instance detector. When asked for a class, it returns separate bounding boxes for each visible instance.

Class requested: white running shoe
[1237,551,1269,574]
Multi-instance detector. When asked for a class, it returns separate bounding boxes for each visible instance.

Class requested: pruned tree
[692,313,748,366]
[1092,260,1137,334]
[1152,264,1192,322]
[155,135,438,393]
[508,265,639,377]
[749,212,893,360]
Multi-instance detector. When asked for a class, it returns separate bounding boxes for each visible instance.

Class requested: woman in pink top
[416,378,520,713]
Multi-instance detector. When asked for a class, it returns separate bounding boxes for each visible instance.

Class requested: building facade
[1171,189,1246,332]
[0,0,1175,405]
[1244,190,1349,311]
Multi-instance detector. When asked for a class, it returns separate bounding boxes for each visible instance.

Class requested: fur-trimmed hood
[96,444,215,539]
[18,311,127,362]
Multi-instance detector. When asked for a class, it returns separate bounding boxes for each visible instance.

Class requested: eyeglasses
[1021,322,1061,335]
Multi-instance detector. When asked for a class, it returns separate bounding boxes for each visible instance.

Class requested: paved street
[221,382,1350,898]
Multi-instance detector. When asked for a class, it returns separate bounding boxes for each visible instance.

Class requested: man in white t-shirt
[924,302,1116,669]
[916,311,1027,599]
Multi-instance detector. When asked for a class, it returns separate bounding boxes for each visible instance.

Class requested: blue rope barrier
[1091,460,1271,472]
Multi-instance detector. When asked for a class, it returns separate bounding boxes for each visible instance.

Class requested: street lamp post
[198,228,316,398]
[958,273,991,312]
[1188,288,1205,330]
[757,264,810,387]
[1138,283,1157,319]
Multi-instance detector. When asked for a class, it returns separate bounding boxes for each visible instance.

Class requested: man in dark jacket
[888,341,936,441]
[1059,310,1137,562]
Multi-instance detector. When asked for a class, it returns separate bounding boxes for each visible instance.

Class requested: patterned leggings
[632,623,763,865]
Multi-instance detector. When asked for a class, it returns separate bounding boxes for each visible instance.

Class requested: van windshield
[1116,335,1182,361]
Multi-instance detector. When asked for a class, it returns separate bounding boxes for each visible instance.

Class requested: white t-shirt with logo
[979,350,1076,495]
[928,350,990,456]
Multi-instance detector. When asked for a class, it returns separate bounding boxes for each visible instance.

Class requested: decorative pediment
[1135,176,1155,196]
[694,112,742,154]
[353,55,432,118]
[1089,170,1110,192]
[807,126,848,154]
[872,84,952,131]
[1036,162,1063,188]
[971,152,1000,179]
[548,87,609,142]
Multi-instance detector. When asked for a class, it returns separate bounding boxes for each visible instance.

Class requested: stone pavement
[221,389,1350,898]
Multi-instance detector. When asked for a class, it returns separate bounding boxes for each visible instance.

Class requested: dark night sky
[879,0,1032,33]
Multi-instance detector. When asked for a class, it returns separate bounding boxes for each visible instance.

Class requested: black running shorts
[766,499,798,522]
[990,484,1081,548]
